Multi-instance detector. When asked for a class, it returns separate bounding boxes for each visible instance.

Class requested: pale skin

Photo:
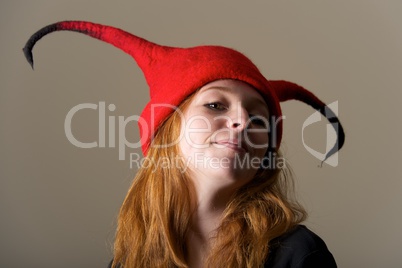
[178,79,270,267]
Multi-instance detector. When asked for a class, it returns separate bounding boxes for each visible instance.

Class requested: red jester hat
[23,21,345,163]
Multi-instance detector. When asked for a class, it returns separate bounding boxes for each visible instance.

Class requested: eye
[204,102,226,111]
[250,115,268,127]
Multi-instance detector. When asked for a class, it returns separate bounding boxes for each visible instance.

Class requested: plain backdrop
[1,1,401,267]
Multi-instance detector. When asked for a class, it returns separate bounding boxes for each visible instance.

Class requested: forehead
[197,79,267,106]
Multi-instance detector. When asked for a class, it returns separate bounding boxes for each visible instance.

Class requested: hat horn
[23,20,158,70]
[271,80,345,163]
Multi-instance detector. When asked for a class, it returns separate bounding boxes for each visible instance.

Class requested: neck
[188,169,243,240]
[186,171,240,267]
[185,162,259,266]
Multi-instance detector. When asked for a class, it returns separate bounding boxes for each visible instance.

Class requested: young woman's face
[178,79,270,182]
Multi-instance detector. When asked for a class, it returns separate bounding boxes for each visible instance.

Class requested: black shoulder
[265,225,337,268]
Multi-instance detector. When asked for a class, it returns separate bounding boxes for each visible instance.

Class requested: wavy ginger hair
[111,92,306,268]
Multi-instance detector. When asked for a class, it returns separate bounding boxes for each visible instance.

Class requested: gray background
[1,1,401,267]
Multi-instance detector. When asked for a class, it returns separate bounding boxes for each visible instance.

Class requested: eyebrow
[200,86,269,114]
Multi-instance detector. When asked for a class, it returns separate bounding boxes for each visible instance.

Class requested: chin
[208,167,258,187]
[205,155,258,180]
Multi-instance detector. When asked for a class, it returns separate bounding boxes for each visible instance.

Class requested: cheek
[255,134,269,146]
[178,113,214,154]
[185,119,211,144]
[246,130,269,146]
[178,139,191,160]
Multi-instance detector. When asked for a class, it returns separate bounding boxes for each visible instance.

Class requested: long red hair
[111,95,306,267]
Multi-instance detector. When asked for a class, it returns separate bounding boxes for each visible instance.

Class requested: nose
[227,106,249,130]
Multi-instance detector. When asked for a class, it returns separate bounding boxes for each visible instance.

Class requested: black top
[108,225,336,268]
[265,225,337,267]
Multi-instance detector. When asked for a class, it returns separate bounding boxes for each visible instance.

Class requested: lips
[213,140,248,153]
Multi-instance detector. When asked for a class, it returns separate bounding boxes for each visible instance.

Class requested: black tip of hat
[23,46,34,70]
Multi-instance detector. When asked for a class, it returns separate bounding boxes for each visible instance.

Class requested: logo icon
[302,101,339,167]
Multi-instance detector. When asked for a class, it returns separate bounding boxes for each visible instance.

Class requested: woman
[24,21,344,267]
